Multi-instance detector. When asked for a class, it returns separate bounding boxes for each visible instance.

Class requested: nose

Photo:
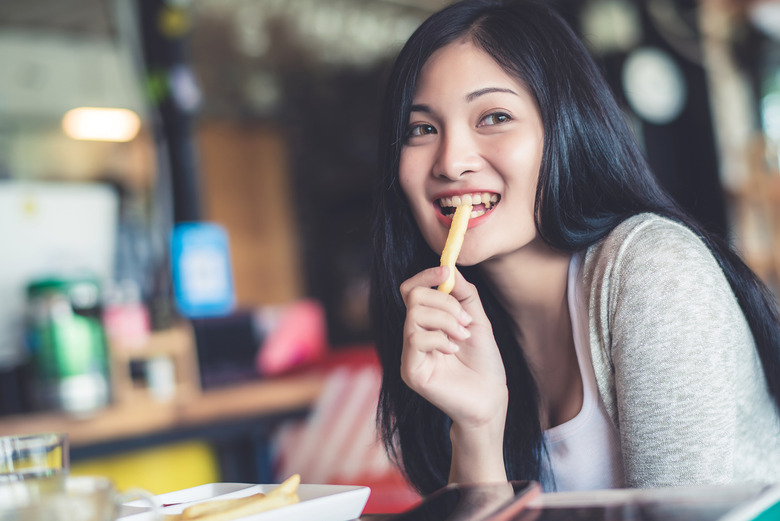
[433,128,482,181]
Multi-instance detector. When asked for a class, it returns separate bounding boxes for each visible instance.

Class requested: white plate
[119,482,371,521]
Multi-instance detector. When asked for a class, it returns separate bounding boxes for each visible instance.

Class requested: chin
[453,249,492,267]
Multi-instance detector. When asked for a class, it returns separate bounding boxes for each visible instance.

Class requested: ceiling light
[62,107,141,142]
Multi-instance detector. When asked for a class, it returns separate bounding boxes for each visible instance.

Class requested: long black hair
[370,0,780,495]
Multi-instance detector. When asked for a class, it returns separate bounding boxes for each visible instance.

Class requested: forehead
[414,39,526,98]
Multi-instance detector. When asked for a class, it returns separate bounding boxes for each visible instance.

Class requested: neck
[479,238,571,335]
[480,239,581,428]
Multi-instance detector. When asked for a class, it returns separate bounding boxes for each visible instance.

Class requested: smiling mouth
[437,192,500,218]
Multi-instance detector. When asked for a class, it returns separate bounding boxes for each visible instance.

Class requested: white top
[539,252,625,492]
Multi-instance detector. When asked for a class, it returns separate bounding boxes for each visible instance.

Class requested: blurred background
[0,0,779,513]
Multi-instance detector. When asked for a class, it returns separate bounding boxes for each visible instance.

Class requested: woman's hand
[400,265,508,483]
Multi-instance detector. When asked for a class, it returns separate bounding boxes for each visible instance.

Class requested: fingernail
[460,310,473,325]
[459,326,471,339]
[449,341,460,353]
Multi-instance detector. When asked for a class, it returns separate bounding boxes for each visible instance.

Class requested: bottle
[26,276,111,415]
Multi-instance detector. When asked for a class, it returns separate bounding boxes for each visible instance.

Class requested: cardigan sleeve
[584,214,757,488]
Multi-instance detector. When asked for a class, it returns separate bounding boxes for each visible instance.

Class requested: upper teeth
[439,192,499,208]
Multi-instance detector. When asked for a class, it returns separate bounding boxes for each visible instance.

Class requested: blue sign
[171,222,235,318]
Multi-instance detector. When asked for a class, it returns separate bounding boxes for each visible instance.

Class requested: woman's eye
[479,112,512,126]
[407,123,437,137]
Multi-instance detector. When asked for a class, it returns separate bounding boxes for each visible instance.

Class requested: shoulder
[587,212,710,266]
[582,213,722,293]
[581,212,744,427]
[579,215,779,488]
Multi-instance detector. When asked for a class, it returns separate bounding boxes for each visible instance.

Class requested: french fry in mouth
[438,204,472,294]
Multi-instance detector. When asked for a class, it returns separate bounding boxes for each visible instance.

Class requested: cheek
[398,158,413,198]
[505,139,542,191]
[399,151,425,200]
[398,172,416,207]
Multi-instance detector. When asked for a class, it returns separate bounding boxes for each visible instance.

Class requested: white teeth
[471,209,486,218]
[438,192,500,211]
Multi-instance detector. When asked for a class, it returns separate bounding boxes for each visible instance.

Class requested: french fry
[179,493,266,520]
[172,474,301,521]
[266,474,300,497]
[181,493,298,521]
[438,204,472,294]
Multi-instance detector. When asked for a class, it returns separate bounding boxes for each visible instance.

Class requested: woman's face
[399,39,545,266]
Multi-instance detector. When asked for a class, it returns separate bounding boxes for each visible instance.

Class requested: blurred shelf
[109,322,203,407]
[0,372,325,447]
[0,322,327,448]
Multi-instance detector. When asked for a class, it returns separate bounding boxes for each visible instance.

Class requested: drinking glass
[0,475,160,521]
[0,433,69,482]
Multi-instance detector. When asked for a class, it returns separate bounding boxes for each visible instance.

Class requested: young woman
[369,0,780,494]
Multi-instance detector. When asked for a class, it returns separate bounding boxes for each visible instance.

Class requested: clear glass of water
[0,475,161,521]
[0,433,69,481]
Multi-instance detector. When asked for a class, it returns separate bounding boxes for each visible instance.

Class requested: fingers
[406,329,461,355]
[401,267,473,325]
[447,268,490,323]
[398,267,506,420]
[405,290,471,348]
[400,266,475,358]
[399,265,449,303]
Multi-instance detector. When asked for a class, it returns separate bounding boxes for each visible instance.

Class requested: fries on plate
[167,474,301,521]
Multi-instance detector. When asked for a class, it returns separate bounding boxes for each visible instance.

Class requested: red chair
[271,346,420,514]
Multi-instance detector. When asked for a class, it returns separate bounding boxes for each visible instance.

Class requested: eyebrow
[409,103,432,114]
[409,87,519,114]
[466,87,519,102]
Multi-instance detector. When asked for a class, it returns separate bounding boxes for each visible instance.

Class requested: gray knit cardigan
[582,213,780,488]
